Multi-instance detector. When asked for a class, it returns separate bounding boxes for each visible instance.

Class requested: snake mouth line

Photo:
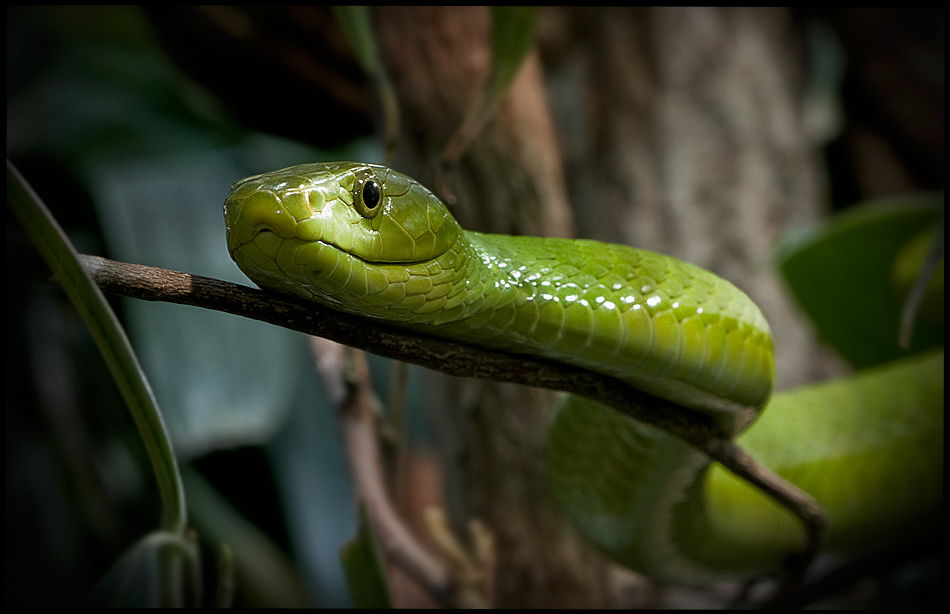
[248,228,445,268]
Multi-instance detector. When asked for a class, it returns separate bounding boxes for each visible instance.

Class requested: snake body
[225,162,942,583]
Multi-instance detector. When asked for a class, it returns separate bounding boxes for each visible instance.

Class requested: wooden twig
[307,338,456,605]
[699,439,826,598]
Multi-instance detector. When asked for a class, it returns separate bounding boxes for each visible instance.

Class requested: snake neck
[356,230,559,330]
[375,231,772,424]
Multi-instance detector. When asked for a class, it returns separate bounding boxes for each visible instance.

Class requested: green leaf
[775,194,943,368]
[7,160,186,534]
[332,6,379,75]
[331,6,399,164]
[438,7,538,192]
[86,531,194,607]
[488,6,538,104]
[339,504,392,609]
[892,224,945,327]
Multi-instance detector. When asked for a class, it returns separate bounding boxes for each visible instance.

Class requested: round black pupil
[362,181,380,210]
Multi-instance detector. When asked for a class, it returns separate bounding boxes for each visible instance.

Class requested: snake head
[224,162,465,314]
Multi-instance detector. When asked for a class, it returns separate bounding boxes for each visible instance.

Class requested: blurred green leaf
[86,530,194,607]
[339,504,392,609]
[488,6,538,103]
[776,194,943,368]
[332,6,380,75]
[331,6,399,164]
[893,223,945,329]
[438,7,538,196]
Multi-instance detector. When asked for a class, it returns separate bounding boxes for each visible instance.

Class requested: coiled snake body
[225,162,942,583]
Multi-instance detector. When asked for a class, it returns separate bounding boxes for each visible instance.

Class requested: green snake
[224,162,943,583]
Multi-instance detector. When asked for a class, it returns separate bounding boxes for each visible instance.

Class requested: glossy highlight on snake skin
[225,162,943,584]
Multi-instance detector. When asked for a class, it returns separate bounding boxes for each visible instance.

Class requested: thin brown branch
[71,255,726,436]
[45,254,826,581]
[700,439,826,598]
[307,338,456,605]
[308,338,492,606]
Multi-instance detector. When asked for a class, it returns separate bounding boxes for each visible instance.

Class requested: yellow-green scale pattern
[416,233,773,418]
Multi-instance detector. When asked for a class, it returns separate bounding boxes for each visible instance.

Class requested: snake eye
[363,181,380,210]
[354,169,382,218]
